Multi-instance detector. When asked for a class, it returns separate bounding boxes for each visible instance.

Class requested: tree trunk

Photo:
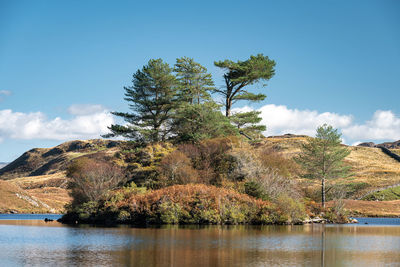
[225,98,231,117]
[321,177,326,208]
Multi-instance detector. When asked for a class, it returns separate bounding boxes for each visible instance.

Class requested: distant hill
[358,140,400,149]
[0,139,125,214]
[0,139,123,180]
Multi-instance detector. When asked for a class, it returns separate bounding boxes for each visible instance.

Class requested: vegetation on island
[1,136,400,217]
[58,54,356,225]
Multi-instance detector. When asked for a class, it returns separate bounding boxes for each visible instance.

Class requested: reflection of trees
[3,221,400,266]
[111,225,329,266]
[321,225,325,267]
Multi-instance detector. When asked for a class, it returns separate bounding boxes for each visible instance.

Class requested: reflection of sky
[0,221,399,266]
[0,214,62,220]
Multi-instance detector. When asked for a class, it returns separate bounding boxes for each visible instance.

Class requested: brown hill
[0,139,122,179]
[0,139,125,213]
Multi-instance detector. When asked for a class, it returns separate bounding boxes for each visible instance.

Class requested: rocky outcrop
[358,142,376,148]
[358,140,400,149]
[379,140,400,149]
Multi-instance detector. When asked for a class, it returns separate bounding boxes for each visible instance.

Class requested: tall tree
[230,111,266,139]
[174,57,215,104]
[295,124,351,208]
[104,59,177,143]
[214,54,275,117]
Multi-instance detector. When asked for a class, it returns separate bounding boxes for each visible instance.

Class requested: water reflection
[0,220,399,266]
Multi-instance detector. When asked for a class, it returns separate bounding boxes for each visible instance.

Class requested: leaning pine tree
[104,59,177,143]
[295,124,351,208]
[214,54,275,117]
[214,54,275,138]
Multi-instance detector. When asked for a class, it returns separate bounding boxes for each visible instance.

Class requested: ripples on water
[0,216,399,266]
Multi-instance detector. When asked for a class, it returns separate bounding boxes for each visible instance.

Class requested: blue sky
[0,0,399,162]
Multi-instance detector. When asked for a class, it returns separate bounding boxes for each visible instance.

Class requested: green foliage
[117,210,131,222]
[105,58,177,143]
[214,54,275,117]
[295,124,351,207]
[62,201,99,223]
[158,201,183,224]
[76,201,99,220]
[171,102,239,143]
[324,206,349,224]
[174,57,214,104]
[362,185,400,201]
[230,111,266,140]
[244,181,268,200]
[274,195,306,223]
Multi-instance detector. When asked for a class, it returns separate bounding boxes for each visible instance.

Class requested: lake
[0,215,399,266]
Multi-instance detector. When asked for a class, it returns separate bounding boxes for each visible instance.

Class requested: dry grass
[0,180,60,213]
[0,172,70,213]
[257,136,308,156]
[11,172,68,189]
[341,146,400,197]
[26,187,70,212]
[327,199,400,217]
[257,136,400,199]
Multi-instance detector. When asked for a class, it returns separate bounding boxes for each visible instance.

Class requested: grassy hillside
[0,178,67,213]
[257,136,400,199]
[1,135,400,216]
[0,139,122,179]
[0,139,123,213]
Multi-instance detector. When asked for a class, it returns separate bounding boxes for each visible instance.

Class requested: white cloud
[0,104,114,142]
[233,104,353,137]
[342,110,400,141]
[0,90,11,96]
[233,104,400,143]
[1,103,399,145]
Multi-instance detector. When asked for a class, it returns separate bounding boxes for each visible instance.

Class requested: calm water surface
[0,215,399,267]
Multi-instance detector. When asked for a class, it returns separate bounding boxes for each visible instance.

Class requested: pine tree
[230,111,266,139]
[171,102,238,143]
[295,124,351,208]
[174,57,215,104]
[214,54,275,117]
[104,59,177,143]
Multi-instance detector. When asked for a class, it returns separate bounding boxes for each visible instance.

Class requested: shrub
[274,195,306,223]
[103,184,282,225]
[158,201,183,224]
[244,181,268,200]
[172,137,240,185]
[158,150,199,185]
[228,148,301,201]
[67,157,126,205]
